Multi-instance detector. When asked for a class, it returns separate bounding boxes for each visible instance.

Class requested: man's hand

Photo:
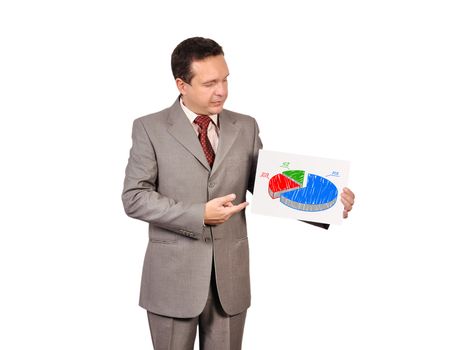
[341,187,355,219]
[204,194,248,225]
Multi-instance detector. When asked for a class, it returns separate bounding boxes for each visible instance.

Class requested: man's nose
[214,82,227,96]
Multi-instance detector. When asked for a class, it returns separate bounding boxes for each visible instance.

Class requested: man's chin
[209,104,224,114]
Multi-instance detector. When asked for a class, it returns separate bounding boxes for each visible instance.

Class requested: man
[122,37,355,350]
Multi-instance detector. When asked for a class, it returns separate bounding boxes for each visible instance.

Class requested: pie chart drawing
[268,170,338,212]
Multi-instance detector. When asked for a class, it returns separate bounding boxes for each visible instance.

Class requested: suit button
[205,237,211,243]
[208,182,215,188]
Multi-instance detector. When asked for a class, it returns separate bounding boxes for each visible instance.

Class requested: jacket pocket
[149,238,178,245]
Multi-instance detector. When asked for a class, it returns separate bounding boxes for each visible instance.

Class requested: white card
[251,150,350,225]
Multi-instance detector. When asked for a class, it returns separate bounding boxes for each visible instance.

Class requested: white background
[1,1,459,349]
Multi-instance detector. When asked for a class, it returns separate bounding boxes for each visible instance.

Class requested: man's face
[177,55,229,115]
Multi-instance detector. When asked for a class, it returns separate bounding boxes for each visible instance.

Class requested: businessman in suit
[122,37,355,350]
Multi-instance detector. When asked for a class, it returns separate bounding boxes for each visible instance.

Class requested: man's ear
[176,78,187,96]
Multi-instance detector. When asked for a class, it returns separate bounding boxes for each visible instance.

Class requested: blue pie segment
[274,172,338,212]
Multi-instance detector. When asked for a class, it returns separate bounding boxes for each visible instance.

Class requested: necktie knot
[194,115,213,130]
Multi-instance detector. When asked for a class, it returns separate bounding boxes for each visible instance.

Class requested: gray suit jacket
[122,98,262,318]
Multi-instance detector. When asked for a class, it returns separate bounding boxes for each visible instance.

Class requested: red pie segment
[268,174,301,199]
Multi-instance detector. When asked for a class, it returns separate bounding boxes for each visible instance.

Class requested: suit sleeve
[248,118,263,194]
[122,119,205,239]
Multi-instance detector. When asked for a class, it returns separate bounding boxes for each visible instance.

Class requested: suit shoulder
[133,107,170,127]
[222,108,257,124]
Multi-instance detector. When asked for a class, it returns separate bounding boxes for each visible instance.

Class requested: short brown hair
[171,37,224,84]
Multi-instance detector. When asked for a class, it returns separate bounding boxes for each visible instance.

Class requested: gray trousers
[147,272,247,350]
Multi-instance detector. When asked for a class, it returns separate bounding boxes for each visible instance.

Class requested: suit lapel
[211,110,240,177]
[166,99,240,175]
[167,99,211,172]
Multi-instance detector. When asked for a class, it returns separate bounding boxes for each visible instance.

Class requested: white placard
[251,150,350,225]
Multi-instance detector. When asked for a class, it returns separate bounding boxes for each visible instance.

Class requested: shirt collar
[180,98,219,126]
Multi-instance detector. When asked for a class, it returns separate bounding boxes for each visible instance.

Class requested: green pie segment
[282,170,305,186]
